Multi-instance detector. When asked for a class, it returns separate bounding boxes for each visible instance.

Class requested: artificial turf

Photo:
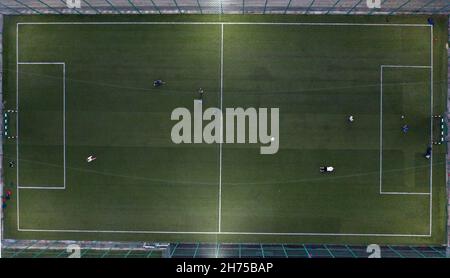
[2,14,448,245]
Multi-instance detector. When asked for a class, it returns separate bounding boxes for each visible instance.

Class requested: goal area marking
[379,65,433,196]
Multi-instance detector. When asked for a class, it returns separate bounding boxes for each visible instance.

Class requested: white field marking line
[16,23,19,230]
[218,23,224,233]
[379,66,383,195]
[16,228,432,237]
[16,62,66,191]
[380,192,431,195]
[14,22,434,237]
[18,186,66,190]
[380,65,432,69]
[17,62,64,65]
[16,22,431,27]
[379,65,432,196]
[63,63,66,190]
[429,25,433,236]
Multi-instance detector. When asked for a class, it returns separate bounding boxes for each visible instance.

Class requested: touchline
[171,100,280,154]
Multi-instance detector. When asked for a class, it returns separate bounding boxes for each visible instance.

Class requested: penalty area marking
[378,26,434,238]
[14,22,434,237]
[379,65,433,196]
[16,62,66,191]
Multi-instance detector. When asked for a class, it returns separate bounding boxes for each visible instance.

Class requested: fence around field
[0,0,448,15]
[0,2,449,258]
[1,240,167,258]
[1,240,448,258]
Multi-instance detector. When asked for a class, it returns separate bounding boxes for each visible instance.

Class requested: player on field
[402,124,409,134]
[5,189,12,200]
[198,88,204,100]
[153,79,165,87]
[424,146,432,159]
[320,166,334,173]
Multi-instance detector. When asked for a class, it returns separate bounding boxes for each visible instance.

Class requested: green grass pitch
[2,15,448,245]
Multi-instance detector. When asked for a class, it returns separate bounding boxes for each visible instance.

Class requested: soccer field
[2,15,448,245]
